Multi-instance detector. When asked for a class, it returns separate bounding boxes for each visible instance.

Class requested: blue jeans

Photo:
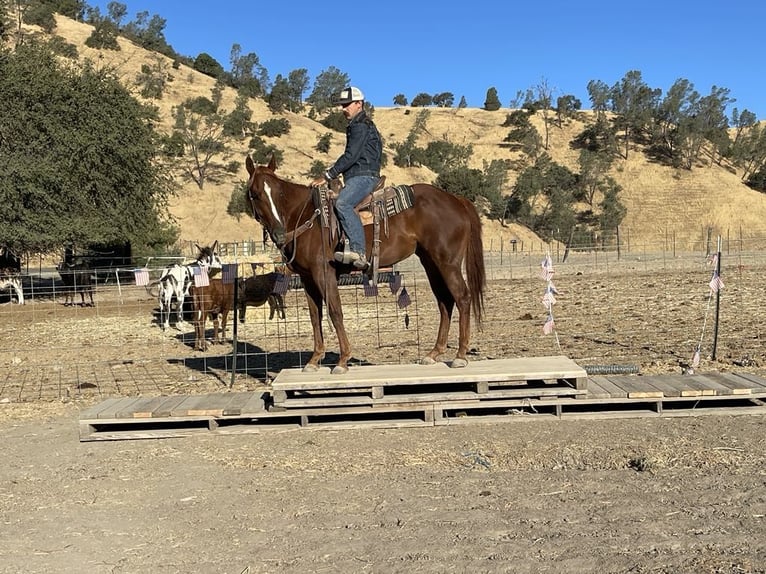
[334,175,377,254]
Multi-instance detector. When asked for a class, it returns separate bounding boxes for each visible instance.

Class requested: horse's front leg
[194,313,207,351]
[324,283,352,374]
[301,283,325,372]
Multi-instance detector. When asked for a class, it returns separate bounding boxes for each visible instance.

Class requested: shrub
[258,118,291,138]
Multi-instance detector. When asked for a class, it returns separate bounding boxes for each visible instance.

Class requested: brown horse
[245,156,485,374]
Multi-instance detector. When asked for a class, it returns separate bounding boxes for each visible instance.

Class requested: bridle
[248,172,322,266]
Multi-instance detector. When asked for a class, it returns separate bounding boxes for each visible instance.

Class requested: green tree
[525,78,554,149]
[226,183,250,219]
[609,70,661,159]
[44,0,85,19]
[193,52,224,79]
[171,89,229,189]
[731,122,766,183]
[268,74,291,113]
[586,79,611,122]
[223,89,254,138]
[411,92,433,107]
[248,135,283,165]
[458,96,467,109]
[392,109,429,167]
[507,155,578,241]
[286,68,309,110]
[432,92,454,107]
[316,133,332,153]
[393,93,408,106]
[105,1,127,26]
[598,179,627,243]
[307,66,349,113]
[577,149,615,206]
[22,0,55,32]
[229,44,269,97]
[421,140,472,174]
[258,118,290,137]
[502,110,542,158]
[483,87,501,111]
[555,94,581,127]
[121,10,171,54]
[135,55,169,99]
[0,42,176,255]
[320,110,347,133]
[84,7,120,50]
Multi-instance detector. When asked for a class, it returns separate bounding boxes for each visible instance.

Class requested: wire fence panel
[2,236,765,403]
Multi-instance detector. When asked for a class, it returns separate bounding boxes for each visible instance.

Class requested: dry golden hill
[34,15,766,251]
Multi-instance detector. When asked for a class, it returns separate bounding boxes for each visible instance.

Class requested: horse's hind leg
[421,260,471,367]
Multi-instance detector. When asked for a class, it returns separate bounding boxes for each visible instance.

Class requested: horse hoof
[451,358,468,368]
[302,364,319,373]
[332,365,348,375]
[420,356,437,365]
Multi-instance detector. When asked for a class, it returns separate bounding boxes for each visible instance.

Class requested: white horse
[151,242,222,331]
[0,275,24,305]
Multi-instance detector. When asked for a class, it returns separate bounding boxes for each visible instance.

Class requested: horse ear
[268,154,278,171]
[212,240,218,252]
[245,155,255,175]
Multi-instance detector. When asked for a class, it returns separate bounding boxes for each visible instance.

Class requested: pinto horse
[245,156,486,374]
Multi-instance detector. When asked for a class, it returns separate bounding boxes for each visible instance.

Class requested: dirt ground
[1,258,766,573]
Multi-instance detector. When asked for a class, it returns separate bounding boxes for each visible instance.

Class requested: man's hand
[309,177,326,188]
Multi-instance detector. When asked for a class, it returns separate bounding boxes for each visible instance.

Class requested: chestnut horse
[245,156,485,374]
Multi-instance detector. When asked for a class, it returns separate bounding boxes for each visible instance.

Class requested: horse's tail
[461,197,486,326]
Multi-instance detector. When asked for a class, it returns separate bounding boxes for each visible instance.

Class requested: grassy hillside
[36,15,766,251]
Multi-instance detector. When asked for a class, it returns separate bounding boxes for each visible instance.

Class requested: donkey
[237,272,286,323]
[56,259,94,306]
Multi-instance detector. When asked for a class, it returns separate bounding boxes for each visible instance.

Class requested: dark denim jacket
[327,110,382,180]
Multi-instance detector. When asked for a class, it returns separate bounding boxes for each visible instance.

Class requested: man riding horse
[310,86,382,271]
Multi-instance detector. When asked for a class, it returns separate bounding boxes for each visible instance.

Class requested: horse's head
[245,155,290,246]
[194,240,222,273]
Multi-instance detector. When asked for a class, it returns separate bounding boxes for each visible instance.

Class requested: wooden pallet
[270,356,588,408]
[78,367,766,441]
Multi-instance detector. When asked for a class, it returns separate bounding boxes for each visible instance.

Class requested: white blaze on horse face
[263,182,282,226]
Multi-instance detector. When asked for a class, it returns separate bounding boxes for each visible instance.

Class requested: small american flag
[540,254,554,281]
[363,278,378,297]
[273,273,289,295]
[542,289,557,309]
[542,315,555,335]
[133,268,150,286]
[222,263,239,284]
[397,286,411,309]
[193,266,209,287]
[389,273,402,294]
[709,273,724,293]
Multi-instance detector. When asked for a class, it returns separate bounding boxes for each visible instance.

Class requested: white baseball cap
[336,86,365,105]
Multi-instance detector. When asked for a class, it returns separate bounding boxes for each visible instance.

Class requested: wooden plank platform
[78,362,766,441]
[270,356,588,408]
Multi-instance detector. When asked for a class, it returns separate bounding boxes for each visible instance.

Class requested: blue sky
[89,0,766,119]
